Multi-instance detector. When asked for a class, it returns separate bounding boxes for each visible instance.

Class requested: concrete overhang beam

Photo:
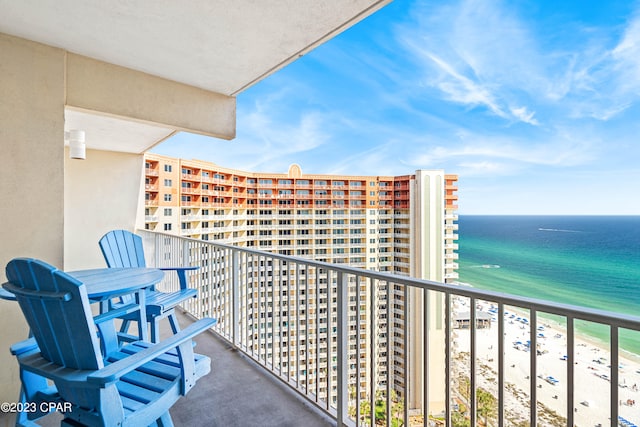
[65,53,235,154]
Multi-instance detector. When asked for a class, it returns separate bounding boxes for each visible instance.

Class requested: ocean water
[456,215,640,354]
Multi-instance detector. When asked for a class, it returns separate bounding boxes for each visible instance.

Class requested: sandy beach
[452,298,640,426]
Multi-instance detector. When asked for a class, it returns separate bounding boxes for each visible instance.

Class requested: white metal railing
[140,230,640,427]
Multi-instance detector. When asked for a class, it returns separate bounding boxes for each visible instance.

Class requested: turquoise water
[457,215,640,354]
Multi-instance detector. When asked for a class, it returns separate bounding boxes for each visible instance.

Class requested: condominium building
[143,153,458,415]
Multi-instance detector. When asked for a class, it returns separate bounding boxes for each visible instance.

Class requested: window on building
[164,208,172,216]
[164,164,172,172]
[164,179,172,186]
[164,223,172,231]
[164,194,172,202]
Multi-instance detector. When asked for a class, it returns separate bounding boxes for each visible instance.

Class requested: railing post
[424,288,431,427]
[566,316,574,427]
[232,249,240,350]
[336,271,348,426]
[445,293,451,427]
[470,297,477,427]
[182,239,190,266]
[611,326,619,427]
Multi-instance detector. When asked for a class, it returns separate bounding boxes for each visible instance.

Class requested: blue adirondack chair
[5,258,215,427]
[99,230,199,343]
[3,282,64,426]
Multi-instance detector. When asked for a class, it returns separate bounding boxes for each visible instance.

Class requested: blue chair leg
[16,360,59,426]
[168,311,181,334]
[151,318,160,343]
[156,412,175,427]
[119,319,132,335]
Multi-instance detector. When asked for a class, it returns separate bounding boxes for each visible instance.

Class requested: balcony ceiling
[0,0,391,153]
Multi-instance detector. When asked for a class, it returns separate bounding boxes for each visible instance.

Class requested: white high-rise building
[143,153,458,414]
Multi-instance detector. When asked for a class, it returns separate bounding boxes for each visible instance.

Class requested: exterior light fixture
[66,129,86,160]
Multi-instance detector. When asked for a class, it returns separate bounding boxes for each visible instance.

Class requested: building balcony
[134,230,640,427]
[182,173,201,181]
[4,230,637,427]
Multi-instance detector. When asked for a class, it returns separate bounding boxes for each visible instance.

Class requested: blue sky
[153,0,640,215]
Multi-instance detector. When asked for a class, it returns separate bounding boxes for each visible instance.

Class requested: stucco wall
[63,148,145,271]
[0,33,65,405]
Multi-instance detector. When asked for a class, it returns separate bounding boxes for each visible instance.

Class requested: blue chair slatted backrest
[5,258,102,371]
[99,229,146,268]
[4,259,106,410]
[98,229,201,343]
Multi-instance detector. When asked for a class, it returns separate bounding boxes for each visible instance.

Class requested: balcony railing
[140,230,640,427]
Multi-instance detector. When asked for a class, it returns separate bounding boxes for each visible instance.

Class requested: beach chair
[2,280,62,426]
[5,258,214,427]
[99,229,199,342]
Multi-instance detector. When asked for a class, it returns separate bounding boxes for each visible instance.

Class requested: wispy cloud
[235,109,331,171]
[398,128,600,177]
[396,0,543,126]
[422,51,509,119]
[510,106,539,125]
[611,13,640,92]
[396,0,640,125]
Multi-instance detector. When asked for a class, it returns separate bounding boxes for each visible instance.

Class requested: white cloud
[398,128,600,178]
[610,14,640,97]
[396,1,543,126]
[510,106,539,126]
[236,109,330,171]
[424,52,508,119]
[456,160,517,176]
[396,0,640,125]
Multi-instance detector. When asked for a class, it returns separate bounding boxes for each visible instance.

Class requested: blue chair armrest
[93,303,141,324]
[10,337,39,356]
[145,288,198,315]
[159,266,199,290]
[88,317,215,386]
[0,285,17,301]
[18,318,216,389]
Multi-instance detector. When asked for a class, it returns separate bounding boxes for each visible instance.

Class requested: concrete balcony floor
[1,311,333,427]
[169,311,334,427]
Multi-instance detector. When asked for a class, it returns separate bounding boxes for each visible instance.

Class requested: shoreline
[452,297,640,426]
[453,280,640,360]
